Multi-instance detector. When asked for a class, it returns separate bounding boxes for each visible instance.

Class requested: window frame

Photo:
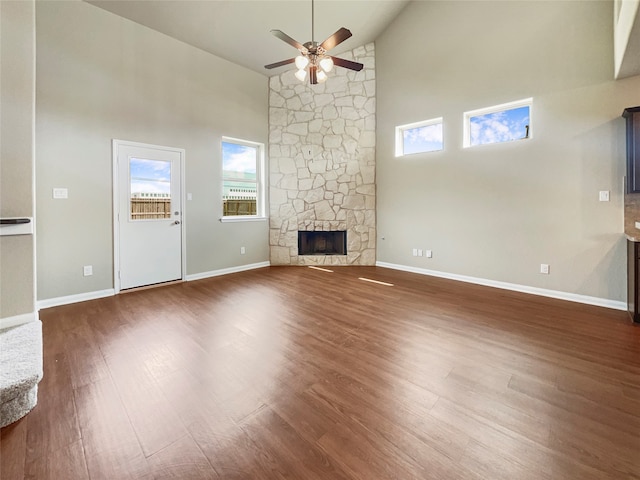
[395,117,444,157]
[220,136,266,222]
[463,98,532,148]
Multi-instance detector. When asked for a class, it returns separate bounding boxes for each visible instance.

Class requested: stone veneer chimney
[268,43,376,265]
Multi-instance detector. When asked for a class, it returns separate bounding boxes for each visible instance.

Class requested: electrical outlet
[426,250,433,258]
[412,248,418,256]
[540,264,550,274]
[417,249,423,257]
[83,265,93,276]
[240,246,246,254]
[599,190,610,202]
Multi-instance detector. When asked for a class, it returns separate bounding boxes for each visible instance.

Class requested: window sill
[220,216,268,223]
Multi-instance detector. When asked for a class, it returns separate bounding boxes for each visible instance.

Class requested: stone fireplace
[268,43,376,266]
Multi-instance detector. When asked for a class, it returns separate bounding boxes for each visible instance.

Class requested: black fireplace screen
[298,231,347,256]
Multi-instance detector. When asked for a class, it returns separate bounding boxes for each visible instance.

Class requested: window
[221,137,265,219]
[129,158,171,220]
[395,117,443,156]
[464,98,532,148]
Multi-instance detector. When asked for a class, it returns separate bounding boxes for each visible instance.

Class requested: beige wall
[0,1,36,321]
[36,1,269,301]
[376,0,640,303]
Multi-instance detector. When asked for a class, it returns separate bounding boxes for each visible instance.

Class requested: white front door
[114,140,184,291]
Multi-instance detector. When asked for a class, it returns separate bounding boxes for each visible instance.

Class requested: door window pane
[130,158,171,220]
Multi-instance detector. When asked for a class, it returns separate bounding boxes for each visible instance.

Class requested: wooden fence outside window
[130,198,257,219]
[224,199,257,216]
[130,198,171,220]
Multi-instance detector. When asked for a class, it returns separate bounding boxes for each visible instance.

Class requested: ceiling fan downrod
[311,0,315,47]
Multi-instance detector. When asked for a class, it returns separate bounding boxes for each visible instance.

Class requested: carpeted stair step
[0,320,43,428]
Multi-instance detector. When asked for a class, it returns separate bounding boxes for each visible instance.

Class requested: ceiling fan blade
[330,56,364,72]
[320,27,352,52]
[270,30,308,54]
[264,58,296,69]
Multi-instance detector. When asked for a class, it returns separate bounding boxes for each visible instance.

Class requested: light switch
[599,190,610,202]
[53,188,68,199]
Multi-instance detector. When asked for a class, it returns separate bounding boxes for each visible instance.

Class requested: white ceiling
[87,0,411,75]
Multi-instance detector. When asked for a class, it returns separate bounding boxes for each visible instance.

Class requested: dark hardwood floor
[2,266,640,479]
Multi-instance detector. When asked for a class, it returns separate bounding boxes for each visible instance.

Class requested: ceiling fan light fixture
[319,57,333,72]
[265,0,364,84]
[295,69,308,82]
[295,55,309,70]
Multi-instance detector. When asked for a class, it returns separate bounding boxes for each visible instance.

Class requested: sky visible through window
[130,158,171,195]
[470,105,530,146]
[403,123,443,155]
[222,142,257,179]
[222,140,260,215]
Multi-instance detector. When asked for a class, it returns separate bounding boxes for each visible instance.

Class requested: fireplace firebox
[298,231,347,256]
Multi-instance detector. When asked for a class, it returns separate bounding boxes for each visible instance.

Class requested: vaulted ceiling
[87,0,640,80]
[87,0,411,75]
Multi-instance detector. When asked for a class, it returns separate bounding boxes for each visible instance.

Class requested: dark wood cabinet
[628,240,640,323]
[624,106,640,193]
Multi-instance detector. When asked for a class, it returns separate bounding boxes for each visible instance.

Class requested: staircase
[0,320,43,428]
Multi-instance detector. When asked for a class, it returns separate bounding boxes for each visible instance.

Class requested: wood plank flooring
[2,266,640,479]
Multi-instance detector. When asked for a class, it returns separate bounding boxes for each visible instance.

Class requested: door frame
[112,139,186,294]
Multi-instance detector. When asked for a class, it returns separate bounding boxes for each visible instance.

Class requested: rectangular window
[129,158,171,220]
[464,98,532,148]
[395,117,443,156]
[222,137,265,219]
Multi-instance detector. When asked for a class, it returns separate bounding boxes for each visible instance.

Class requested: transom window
[221,137,265,219]
[464,98,532,148]
[395,117,443,156]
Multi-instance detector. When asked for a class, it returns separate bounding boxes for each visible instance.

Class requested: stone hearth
[269,43,376,266]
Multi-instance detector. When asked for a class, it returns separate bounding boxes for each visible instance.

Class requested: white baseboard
[36,263,271,309]
[37,289,115,310]
[186,262,270,282]
[0,311,39,330]
[376,261,627,311]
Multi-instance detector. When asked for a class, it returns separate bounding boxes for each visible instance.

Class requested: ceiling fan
[264,0,364,85]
